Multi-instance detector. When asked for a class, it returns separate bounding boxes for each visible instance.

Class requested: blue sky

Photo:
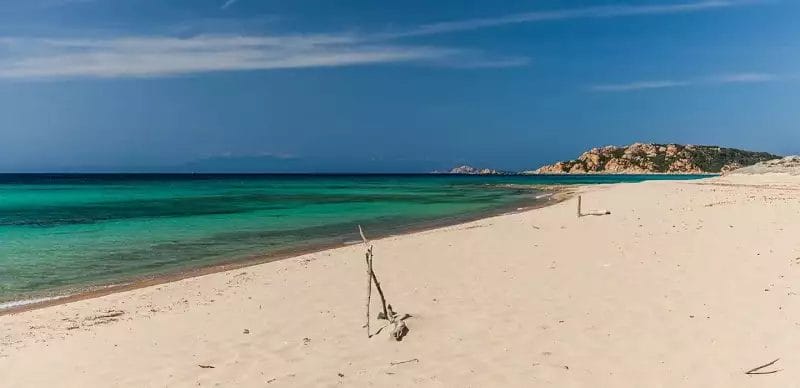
[0,0,798,172]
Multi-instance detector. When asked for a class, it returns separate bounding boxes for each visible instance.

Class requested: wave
[0,295,69,310]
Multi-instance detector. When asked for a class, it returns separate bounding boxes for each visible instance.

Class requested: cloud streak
[0,35,441,78]
[0,34,526,79]
[220,0,238,10]
[385,0,761,38]
[0,1,769,80]
[590,72,783,92]
[591,80,692,92]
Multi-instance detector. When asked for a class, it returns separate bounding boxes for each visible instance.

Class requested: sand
[2,174,800,387]
[730,156,800,175]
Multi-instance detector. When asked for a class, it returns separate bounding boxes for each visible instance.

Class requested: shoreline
[520,172,720,176]
[5,175,800,386]
[1,186,575,316]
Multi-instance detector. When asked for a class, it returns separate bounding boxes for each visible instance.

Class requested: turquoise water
[0,174,708,305]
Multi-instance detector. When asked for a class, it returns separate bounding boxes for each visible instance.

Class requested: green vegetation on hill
[533,143,780,174]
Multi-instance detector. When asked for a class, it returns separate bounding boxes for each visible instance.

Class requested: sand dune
[730,156,800,175]
[2,174,800,387]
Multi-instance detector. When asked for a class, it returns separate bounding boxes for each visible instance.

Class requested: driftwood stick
[745,358,781,375]
[358,225,388,320]
[364,249,372,337]
[360,225,373,337]
[359,225,409,340]
[358,225,369,246]
[747,369,781,375]
[373,323,391,336]
[576,196,610,217]
[370,265,389,319]
[390,358,419,366]
[583,210,611,216]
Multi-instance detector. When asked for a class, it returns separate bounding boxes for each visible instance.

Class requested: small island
[445,165,503,175]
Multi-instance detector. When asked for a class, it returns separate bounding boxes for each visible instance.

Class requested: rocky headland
[528,143,780,174]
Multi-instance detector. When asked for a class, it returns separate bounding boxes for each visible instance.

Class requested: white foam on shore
[0,295,69,310]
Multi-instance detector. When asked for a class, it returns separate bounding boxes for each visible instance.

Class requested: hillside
[530,143,780,174]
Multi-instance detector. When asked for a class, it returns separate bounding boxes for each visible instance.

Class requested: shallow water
[0,173,708,304]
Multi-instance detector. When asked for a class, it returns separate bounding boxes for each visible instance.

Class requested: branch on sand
[390,358,420,366]
[745,358,781,375]
[577,195,611,218]
[359,225,411,341]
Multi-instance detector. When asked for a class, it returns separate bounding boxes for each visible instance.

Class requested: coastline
[6,174,799,386]
[0,185,575,315]
[520,172,720,176]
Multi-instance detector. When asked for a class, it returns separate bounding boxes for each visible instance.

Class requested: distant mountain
[527,143,780,174]
[179,154,442,173]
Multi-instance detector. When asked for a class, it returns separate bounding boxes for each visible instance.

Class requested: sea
[0,173,709,308]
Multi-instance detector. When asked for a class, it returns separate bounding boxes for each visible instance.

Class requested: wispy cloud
[385,0,762,38]
[36,0,97,8]
[0,1,769,80]
[443,57,531,69]
[591,80,691,92]
[220,0,238,10]
[0,34,524,79]
[711,72,778,83]
[590,72,782,92]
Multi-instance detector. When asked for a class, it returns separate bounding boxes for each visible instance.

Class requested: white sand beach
[2,174,800,387]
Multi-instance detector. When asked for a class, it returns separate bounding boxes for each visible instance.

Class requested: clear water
[0,173,709,304]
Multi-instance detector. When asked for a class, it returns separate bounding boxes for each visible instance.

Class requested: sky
[0,0,799,172]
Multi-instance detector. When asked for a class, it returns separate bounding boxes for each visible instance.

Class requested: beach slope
[2,174,800,387]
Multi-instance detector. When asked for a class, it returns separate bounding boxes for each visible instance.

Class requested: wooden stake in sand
[363,243,372,337]
[576,195,611,217]
[359,225,410,341]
